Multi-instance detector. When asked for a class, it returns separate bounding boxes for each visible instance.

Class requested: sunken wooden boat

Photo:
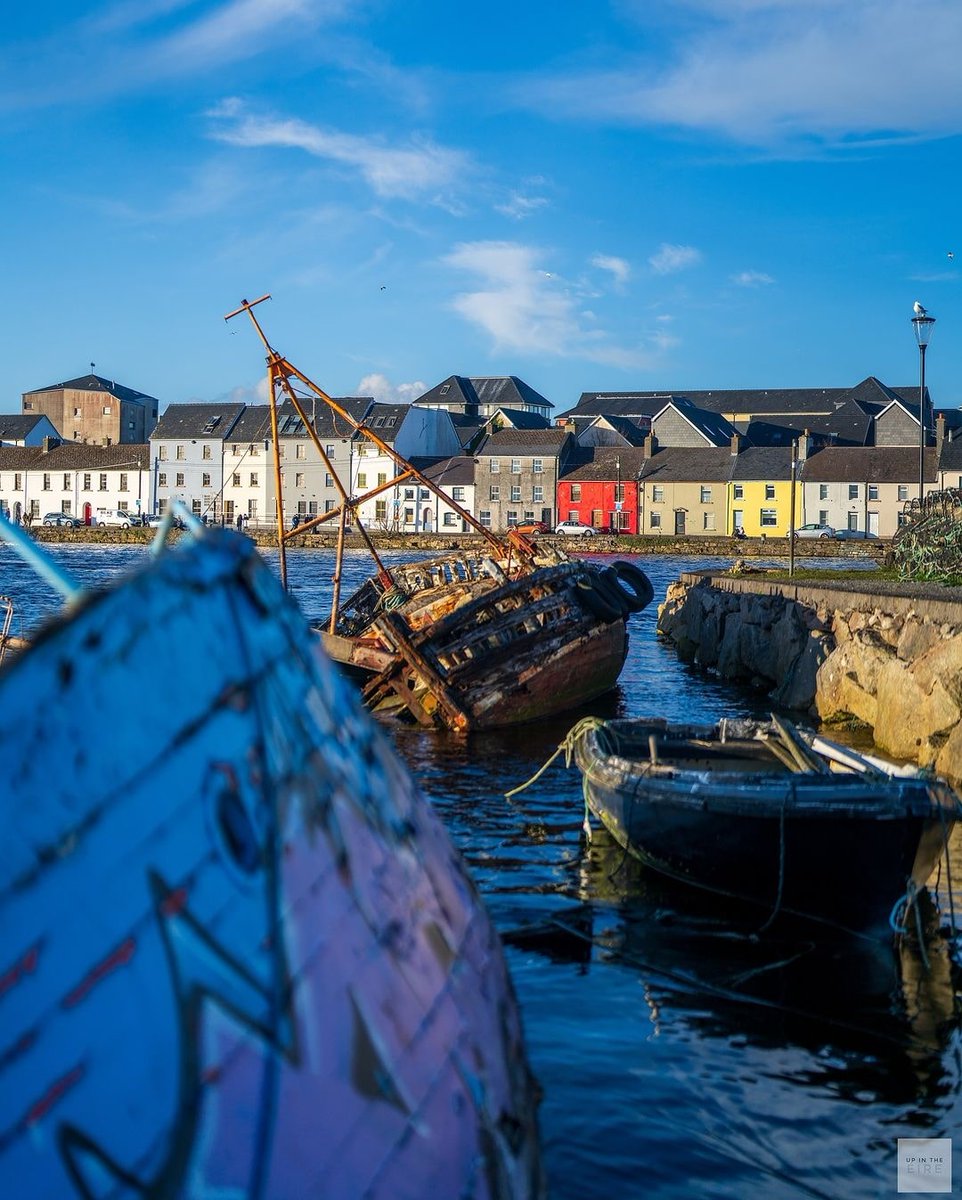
[322,549,653,732]
[569,714,961,937]
[226,295,653,733]
[0,512,543,1199]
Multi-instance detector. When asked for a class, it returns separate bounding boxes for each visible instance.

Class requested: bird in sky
[914,300,928,316]
[948,251,955,260]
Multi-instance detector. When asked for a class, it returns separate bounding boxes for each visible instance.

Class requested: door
[83,502,92,526]
[675,509,686,535]
[732,509,743,533]
[868,511,879,537]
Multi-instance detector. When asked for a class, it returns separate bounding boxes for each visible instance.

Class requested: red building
[556,447,646,533]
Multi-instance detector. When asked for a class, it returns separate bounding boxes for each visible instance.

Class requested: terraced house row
[1,371,959,537]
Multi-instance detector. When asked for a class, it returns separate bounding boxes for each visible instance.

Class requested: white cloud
[731,269,775,287]
[591,254,631,287]
[649,243,701,275]
[442,240,653,368]
[513,2,962,148]
[209,106,471,201]
[356,374,427,404]
[495,191,550,220]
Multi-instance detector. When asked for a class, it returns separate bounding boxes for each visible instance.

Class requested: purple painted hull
[0,529,543,1198]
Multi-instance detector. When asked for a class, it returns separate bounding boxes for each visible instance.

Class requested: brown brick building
[22,373,160,445]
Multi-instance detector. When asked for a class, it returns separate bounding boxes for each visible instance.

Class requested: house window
[760,508,777,526]
[176,445,185,460]
[357,445,368,457]
[159,473,168,487]
[507,511,518,526]
[73,407,82,417]
[868,484,879,500]
[570,484,582,502]
[898,511,909,527]
[703,512,715,531]
[819,510,828,525]
[202,473,211,488]
[232,473,241,486]
[615,483,625,503]
[511,485,522,502]
[652,486,664,502]
[404,488,414,500]
[377,472,387,486]
[192,499,202,516]
[308,501,318,514]
[533,485,544,503]
[898,485,908,501]
[357,473,367,488]
[202,444,211,461]
[533,458,544,474]
[325,474,334,488]
[99,474,108,491]
[231,445,239,456]
[375,500,387,521]
[510,458,521,474]
[489,485,500,501]
[42,473,51,491]
[296,473,305,487]
[490,460,500,473]
[176,473,185,487]
[700,486,711,503]
[62,473,70,491]
[650,511,661,529]
[848,484,859,500]
[82,473,91,491]
[479,510,492,527]
[296,444,305,460]
[733,484,743,500]
[102,406,111,415]
[250,474,258,487]
[159,446,167,461]
[764,483,775,500]
[119,474,128,492]
[62,503,72,515]
[440,384,450,395]
[819,484,829,500]
[452,487,465,502]
[325,445,334,456]
[443,512,457,527]
[249,444,259,457]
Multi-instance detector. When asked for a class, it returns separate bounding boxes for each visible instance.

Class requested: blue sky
[3,0,961,415]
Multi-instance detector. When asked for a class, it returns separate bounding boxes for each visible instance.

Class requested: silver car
[554,520,596,537]
[794,522,835,539]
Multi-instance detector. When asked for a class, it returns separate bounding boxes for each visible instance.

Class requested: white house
[151,403,247,522]
[277,397,372,528]
[0,443,151,524]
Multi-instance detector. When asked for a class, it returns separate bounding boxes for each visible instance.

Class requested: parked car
[794,523,836,539]
[554,520,596,537]
[833,528,877,540]
[97,510,136,529]
[513,520,549,535]
[42,512,82,527]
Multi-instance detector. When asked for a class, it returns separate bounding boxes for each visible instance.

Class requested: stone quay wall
[657,571,962,783]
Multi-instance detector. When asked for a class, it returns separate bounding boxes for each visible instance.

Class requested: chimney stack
[937,413,946,458]
[643,433,658,460]
[730,433,741,456]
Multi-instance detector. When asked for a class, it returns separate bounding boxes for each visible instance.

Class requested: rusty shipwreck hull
[321,554,651,732]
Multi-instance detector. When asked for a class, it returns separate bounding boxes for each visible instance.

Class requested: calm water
[3,540,960,1200]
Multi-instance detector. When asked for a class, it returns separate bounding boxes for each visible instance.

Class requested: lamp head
[912,311,936,347]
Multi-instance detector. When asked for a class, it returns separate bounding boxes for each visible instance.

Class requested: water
[3,540,960,1199]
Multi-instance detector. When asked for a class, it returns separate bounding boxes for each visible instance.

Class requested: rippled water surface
[3,539,960,1199]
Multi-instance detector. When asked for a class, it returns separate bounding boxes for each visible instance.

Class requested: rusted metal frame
[368,612,471,732]
[269,364,394,587]
[330,508,347,636]
[272,356,521,561]
[266,360,289,589]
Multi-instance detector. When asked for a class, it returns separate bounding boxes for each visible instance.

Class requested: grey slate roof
[0,443,150,469]
[355,402,408,443]
[801,446,938,483]
[475,427,571,456]
[0,414,48,441]
[152,403,246,440]
[416,375,553,412]
[730,445,795,481]
[637,447,738,483]
[485,408,551,430]
[560,447,650,482]
[276,397,371,440]
[938,434,962,472]
[24,373,158,406]
[420,456,476,486]
[657,397,738,446]
[745,398,874,447]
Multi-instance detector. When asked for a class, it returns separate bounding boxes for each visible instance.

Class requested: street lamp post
[912,305,936,504]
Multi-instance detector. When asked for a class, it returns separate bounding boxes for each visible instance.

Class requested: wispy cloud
[495,190,550,220]
[591,254,631,288]
[731,269,774,287]
[649,243,701,275]
[0,0,344,111]
[356,373,427,404]
[512,1,962,149]
[208,104,472,201]
[442,240,654,367]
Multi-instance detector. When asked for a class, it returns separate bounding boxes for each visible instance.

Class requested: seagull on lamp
[914,300,928,316]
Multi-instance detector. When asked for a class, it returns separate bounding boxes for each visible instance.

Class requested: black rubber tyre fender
[610,560,655,612]
[575,577,624,623]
